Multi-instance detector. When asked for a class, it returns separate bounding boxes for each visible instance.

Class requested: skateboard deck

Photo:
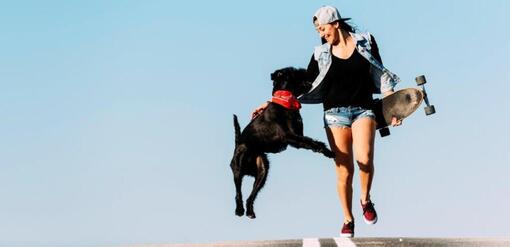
[373,88,424,132]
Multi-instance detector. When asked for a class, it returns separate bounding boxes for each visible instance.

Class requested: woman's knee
[335,163,354,181]
[356,154,372,164]
[356,155,374,170]
[336,172,354,185]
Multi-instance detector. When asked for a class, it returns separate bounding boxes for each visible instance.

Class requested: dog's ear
[271,70,284,82]
[271,68,289,94]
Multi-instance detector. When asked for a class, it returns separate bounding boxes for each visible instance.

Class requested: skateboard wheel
[415,75,427,86]
[379,128,390,137]
[425,105,436,115]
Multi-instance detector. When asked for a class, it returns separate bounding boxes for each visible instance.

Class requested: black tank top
[322,48,373,111]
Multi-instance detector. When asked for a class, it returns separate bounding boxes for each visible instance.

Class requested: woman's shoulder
[351,31,374,42]
[352,31,379,51]
[313,43,331,60]
[314,42,330,51]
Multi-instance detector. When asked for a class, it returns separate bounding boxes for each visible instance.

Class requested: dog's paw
[246,211,256,219]
[235,207,245,217]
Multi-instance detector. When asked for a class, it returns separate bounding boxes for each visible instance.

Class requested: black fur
[230,67,335,219]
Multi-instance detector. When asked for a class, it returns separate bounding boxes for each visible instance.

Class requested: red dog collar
[271,90,301,110]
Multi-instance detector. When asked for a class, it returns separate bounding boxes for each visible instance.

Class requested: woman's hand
[390,117,402,127]
[383,90,394,98]
[383,90,403,126]
[251,102,269,119]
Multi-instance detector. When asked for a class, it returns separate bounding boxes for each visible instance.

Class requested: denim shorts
[323,106,376,128]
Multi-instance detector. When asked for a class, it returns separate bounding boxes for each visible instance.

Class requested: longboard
[373,75,436,137]
[374,87,423,127]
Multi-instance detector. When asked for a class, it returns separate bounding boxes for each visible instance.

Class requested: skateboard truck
[379,127,390,137]
[415,75,436,115]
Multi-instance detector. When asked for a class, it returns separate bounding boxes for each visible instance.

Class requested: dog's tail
[233,114,241,146]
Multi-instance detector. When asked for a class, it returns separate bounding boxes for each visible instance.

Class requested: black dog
[230,67,335,219]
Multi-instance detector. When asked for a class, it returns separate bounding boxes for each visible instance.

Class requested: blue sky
[1,1,509,246]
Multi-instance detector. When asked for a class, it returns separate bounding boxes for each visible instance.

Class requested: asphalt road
[133,237,510,247]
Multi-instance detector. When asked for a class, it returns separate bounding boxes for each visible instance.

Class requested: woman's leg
[351,117,376,204]
[326,127,355,223]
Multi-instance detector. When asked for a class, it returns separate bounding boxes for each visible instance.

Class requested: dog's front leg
[286,134,335,158]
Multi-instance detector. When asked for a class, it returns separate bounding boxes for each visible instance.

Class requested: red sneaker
[340,221,354,238]
[361,200,378,224]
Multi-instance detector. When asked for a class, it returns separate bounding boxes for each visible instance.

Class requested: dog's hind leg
[231,145,247,216]
[233,172,245,216]
[245,154,269,219]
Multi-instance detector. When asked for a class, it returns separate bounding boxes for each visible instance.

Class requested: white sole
[363,216,378,225]
[340,233,354,238]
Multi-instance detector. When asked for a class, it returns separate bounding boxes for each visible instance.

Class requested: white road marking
[333,237,357,247]
[302,238,321,247]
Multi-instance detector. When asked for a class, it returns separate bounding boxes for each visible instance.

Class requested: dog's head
[270,67,312,96]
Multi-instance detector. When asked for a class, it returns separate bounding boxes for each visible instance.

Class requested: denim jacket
[298,32,400,104]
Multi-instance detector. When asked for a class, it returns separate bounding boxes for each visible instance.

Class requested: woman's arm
[369,34,383,65]
[371,35,397,97]
[371,35,400,126]
[371,34,394,96]
[251,101,270,119]
[307,54,320,80]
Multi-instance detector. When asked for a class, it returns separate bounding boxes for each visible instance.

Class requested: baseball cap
[313,5,350,25]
